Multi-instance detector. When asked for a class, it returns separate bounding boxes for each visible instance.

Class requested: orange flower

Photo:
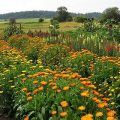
[78,106,85,111]
[81,114,93,120]
[27,96,32,101]
[79,86,84,90]
[38,86,43,91]
[41,81,47,85]
[60,112,67,117]
[97,103,105,108]
[63,86,69,91]
[51,111,57,115]
[26,92,31,96]
[107,110,116,117]
[88,85,96,89]
[24,116,29,120]
[60,101,68,108]
[107,117,116,120]
[52,86,58,90]
[32,89,38,94]
[56,89,61,93]
[96,112,103,117]
[33,80,38,84]
[22,88,27,92]
[81,91,89,97]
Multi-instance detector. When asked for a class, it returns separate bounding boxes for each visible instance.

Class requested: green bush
[3,25,24,40]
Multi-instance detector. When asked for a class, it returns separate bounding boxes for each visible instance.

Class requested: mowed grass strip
[0,18,81,33]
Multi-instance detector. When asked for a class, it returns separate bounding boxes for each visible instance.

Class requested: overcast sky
[0,0,120,14]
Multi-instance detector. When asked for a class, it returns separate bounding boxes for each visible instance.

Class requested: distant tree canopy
[55,6,73,22]
[0,10,101,20]
[100,7,120,24]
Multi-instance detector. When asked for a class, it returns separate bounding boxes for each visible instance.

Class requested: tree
[9,18,16,25]
[38,18,44,22]
[56,6,72,22]
[100,7,120,24]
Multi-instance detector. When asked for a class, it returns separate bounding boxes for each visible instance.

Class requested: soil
[0,114,14,120]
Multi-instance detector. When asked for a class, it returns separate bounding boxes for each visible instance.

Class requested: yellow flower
[60,101,68,108]
[63,86,69,91]
[60,112,67,117]
[81,90,89,97]
[33,80,38,84]
[96,112,103,117]
[78,106,85,111]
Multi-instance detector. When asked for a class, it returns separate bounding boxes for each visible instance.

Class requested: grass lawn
[0,18,81,33]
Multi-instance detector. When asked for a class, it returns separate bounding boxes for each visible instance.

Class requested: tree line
[0,10,101,20]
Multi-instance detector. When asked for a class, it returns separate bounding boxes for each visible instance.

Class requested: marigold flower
[107,110,116,117]
[78,106,85,111]
[51,111,57,115]
[52,86,58,90]
[56,89,61,92]
[96,112,103,117]
[41,81,47,85]
[81,114,93,120]
[60,112,67,117]
[22,88,27,92]
[79,86,84,90]
[32,89,39,94]
[38,86,43,91]
[107,117,116,120]
[33,80,38,84]
[24,116,29,120]
[27,96,32,101]
[60,101,68,108]
[97,103,105,108]
[81,90,89,97]
[63,86,69,91]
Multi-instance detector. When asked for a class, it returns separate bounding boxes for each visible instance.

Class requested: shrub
[38,18,44,22]
[3,25,24,40]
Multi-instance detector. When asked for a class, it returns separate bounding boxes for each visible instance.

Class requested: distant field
[0,18,81,33]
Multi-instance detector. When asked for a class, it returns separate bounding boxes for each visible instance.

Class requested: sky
[0,0,120,14]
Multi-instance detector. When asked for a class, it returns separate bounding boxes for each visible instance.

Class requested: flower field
[0,24,120,120]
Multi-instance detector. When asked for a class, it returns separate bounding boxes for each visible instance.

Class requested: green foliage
[49,19,59,34]
[3,25,24,40]
[9,18,16,25]
[74,16,87,23]
[83,20,96,32]
[42,45,69,69]
[100,7,120,24]
[56,6,73,22]
[38,18,44,22]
